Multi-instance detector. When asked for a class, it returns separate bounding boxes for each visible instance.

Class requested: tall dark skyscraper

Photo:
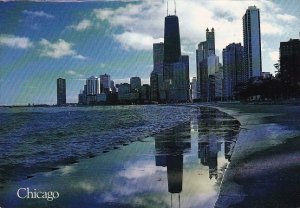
[279,38,300,98]
[164,15,181,64]
[223,43,244,98]
[157,6,189,102]
[206,28,215,56]
[151,42,165,102]
[243,6,262,80]
[163,15,181,81]
[57,78,66,106]
[196,28,216,101]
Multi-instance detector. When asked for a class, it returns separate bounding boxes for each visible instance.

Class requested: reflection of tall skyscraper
[197,107,241,180]
[167,155,183,193]
[57,78,66,106]
[154,124,191,195]
[198,135,218,180]
[243,6,262,80]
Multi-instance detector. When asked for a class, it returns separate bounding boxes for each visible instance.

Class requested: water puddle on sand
[0,107,240,208]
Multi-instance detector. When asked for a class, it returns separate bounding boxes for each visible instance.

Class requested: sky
[0,0,299,105]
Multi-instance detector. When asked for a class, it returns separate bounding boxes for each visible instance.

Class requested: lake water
[0,105,240,207]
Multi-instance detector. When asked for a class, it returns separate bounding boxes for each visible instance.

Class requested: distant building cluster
[150,5,270,103]
[77,74,150,105]
[193,6,265,101]
[57,5,300,105]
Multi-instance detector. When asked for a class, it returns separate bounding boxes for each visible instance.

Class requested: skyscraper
[206,28,215,56]
[153,42,164,68]
[151,42,165,102]
[130,77,142,92]
[223,43,244,99]
[100,74,111,93]
[150,71,159,101]
[243,6,262,80]
[279,38,300,98]
[196,28,217,101]
[169,61,188,101]
[57,78,66,106]
[86,76,100,95]
[215,64,224,100]
[162,12,190,102]
[164,15,181,64]
[163,15,181,81]
[191,77,197,100]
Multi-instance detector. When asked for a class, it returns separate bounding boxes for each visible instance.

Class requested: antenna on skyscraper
[174,0,176,15]
[167,0,169,16]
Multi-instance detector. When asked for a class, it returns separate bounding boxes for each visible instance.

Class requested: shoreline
[1,103,299,207]
[0,105,240,207]
[214,104,300,207]
[1,99,300,108]
[0,104,198,189]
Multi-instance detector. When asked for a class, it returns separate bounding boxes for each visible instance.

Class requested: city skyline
[0,0,299,105]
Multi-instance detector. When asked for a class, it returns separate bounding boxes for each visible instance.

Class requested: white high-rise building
[243,6,262,80]
[191,77,198,100]
[207,54,219,76]
[86,76,100,95]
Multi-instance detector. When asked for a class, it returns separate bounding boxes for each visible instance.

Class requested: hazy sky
[0,0,299,105]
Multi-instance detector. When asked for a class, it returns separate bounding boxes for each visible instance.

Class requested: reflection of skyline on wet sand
[0,106,240,208]
[153,106,241,207]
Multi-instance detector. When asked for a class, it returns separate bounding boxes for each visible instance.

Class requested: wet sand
[0,106,240,208]
[214,104,300,208]
[2,104,298,207]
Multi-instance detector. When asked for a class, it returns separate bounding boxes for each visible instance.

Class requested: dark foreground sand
[214,104,300,208]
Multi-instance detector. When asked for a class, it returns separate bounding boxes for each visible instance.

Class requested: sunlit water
[0,106,240,207]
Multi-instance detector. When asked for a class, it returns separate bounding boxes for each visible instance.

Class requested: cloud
[276,14,297,23]
[0,34,33,49]
[114,32,163,51]
[74,54,87,60]
[93,0,300,74]
[71,19,92,31]
[22,10,54,19]
[261,22,283,35]
[212,9,237,22]
[66,70,76,75]
[39,38,86,59]
[269,51,279,62]
[66,70,84,77]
